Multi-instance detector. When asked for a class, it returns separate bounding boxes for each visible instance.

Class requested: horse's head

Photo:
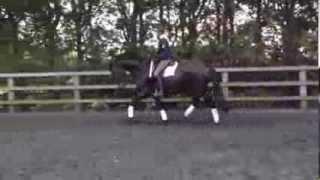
[113,56,158,98]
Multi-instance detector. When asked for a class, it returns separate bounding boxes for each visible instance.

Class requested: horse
[124,57,229,123]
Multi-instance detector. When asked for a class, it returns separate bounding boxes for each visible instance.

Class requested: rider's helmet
[158,27,170,49]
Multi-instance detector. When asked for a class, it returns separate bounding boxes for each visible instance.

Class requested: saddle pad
[163,62,178,77]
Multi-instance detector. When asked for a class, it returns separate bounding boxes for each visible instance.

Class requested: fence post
[222,72,229,99]
[299,70,307,109]
[7,77,15,113]
[72,75,81,112]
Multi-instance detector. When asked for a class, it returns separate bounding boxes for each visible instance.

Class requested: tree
[270,0,317,65]
[114,0,156,59]
[0,0,318,72]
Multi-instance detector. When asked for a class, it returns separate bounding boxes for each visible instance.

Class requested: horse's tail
[207,68,229,112]
[207,68,221,85]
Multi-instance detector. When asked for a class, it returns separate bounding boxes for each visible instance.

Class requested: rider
[153,29,174,96]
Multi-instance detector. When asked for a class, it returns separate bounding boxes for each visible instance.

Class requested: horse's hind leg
[207,88,220,124]
[184,97,200,118]
[210,106,220,124]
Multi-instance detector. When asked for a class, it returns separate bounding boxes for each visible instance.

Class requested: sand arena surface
[0,110,317,180]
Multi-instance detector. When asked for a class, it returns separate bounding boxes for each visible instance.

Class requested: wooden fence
[0,66,318,112]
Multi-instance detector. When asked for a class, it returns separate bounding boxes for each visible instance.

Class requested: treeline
[0,0,318,72]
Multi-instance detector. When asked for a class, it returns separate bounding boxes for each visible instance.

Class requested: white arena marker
[184,104,195,117]
[128,105,134,118]
[211,108,220,124]
[160,109,168,121]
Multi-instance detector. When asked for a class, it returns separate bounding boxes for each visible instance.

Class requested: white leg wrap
[128,105,134,118]
[160,109,168,121]
[184,104,195,117]
[211,108,220,124]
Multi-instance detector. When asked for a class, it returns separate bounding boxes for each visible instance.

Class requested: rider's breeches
[153,60,170,76]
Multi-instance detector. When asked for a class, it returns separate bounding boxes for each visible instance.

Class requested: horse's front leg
[128,96,140,120]
[184,97,201,118]
[153,96,168,121]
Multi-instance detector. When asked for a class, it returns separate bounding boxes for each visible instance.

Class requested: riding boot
[156,75,164,97]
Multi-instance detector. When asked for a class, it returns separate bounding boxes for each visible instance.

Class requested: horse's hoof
[213,118,220,124]
[160,119,169,125]
[128,117,135,123]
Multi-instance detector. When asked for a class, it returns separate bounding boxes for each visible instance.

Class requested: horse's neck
[178,59,209,74]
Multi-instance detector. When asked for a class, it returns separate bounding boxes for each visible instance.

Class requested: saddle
[149,59,179,78]
[162,61,179,77]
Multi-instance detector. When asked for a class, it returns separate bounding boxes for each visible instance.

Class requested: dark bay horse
[126,58,228,123]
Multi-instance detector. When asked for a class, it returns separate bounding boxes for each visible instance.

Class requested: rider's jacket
[158,46,173,61]
[158,34,173,61]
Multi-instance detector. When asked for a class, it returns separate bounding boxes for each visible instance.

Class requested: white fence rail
[0,66,318,112]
